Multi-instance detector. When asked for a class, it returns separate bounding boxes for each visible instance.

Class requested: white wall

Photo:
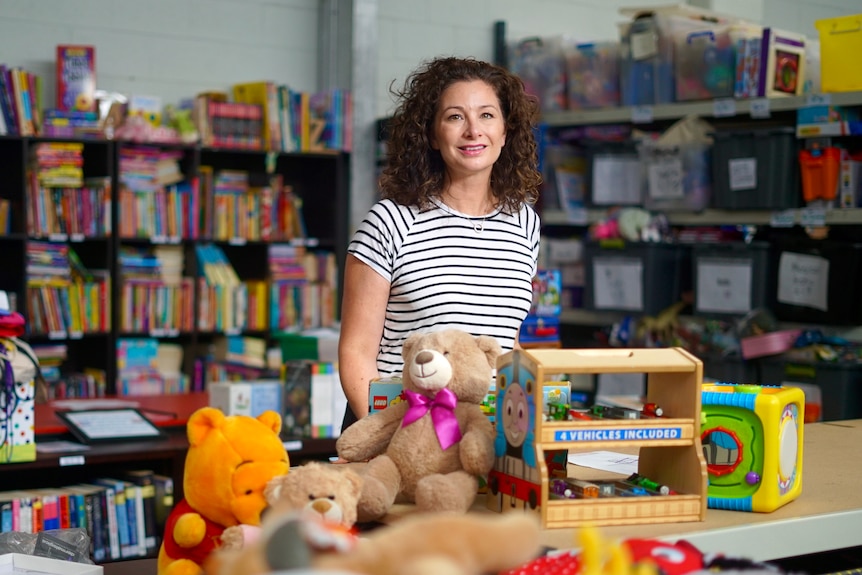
[0,0,319,109]
[762,0,858,37]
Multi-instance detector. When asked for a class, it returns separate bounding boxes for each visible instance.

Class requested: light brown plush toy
[219,461,364,551]
[209,510,543,575]
[336,329,501,522]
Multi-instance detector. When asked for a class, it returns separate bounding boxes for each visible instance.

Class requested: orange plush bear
[157,407,289,575]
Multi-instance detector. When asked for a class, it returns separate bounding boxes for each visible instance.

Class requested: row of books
[281,360,346,439]
[26,176,112,239]
[0,64,41,137]
[0,470,173,563]
[32,142,84,187]
[26,242,111,336]
[118,181,199,240]
[195,83,352,153]
[199,168,307,242]
[119,278,195,335]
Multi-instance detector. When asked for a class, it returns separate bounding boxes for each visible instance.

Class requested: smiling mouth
[460,145,485,151]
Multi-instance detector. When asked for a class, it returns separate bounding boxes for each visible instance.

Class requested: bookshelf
[0,136,349,399]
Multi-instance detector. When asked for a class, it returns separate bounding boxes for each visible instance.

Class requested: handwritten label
[631,106,654,124]
[647,157,684,199]
[749,98,771,119]
[805,93,831,107]
[630,31,658,61]
[229,237,247,246]
[713,98,737,118]
[48,233,67,242]
[59,455,86,467]
[70,233,85,242]
[696,259,753,314]
[283,440,303,451]
[777,252,829,311]
[554,427,682,442]
[728,158,757,191]
[592,257,643,311]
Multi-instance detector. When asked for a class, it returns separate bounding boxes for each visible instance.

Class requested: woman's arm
[338,254,390,421]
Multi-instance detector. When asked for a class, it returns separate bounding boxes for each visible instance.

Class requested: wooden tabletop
[382,419,862,561]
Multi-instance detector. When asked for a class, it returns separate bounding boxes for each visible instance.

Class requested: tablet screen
[56,408,166,444]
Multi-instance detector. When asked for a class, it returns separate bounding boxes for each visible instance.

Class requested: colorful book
[56,45,97,112]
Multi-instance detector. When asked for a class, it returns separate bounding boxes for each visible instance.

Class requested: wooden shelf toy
[487,347,708,528]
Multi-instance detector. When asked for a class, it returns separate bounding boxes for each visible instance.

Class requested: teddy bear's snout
[311,499,332,514]
[409,349,453,391]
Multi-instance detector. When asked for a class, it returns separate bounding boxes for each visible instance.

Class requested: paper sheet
[568,450,639,476]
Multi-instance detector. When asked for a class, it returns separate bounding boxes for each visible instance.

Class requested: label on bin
[592,257,643,311]
[696,259,753,314]
[647,157,684,198]
[728,158,757,191]
[777,252,829,311]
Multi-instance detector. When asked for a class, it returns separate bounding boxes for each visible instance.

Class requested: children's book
[56,45,96,112]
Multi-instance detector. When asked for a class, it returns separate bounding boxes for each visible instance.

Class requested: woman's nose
[464,119,481,138]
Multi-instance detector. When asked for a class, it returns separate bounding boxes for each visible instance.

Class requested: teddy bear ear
[256,410,283,434]
[187,407,226,447]
[264,476,285,503]
[475,335,503,368]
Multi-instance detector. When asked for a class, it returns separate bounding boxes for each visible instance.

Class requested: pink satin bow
[402,388,462,450]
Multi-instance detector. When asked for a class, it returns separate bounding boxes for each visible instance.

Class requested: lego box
[368,377,404,414]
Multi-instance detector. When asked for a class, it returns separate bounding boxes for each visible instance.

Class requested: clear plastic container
[639,140,711,211]
[564,41,620,109]
[669,15,737,101]
[618,13,675,106]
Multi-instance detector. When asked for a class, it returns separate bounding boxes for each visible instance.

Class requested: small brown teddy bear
[264,461,363,527]
[336,329,501,522]
[219,461,364,551]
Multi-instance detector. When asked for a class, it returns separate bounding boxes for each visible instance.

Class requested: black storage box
[711,127,801,209]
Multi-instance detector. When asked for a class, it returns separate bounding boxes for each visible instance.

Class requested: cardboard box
[368,377,403,414]
[208,380,283,418]
[0,553,102,575]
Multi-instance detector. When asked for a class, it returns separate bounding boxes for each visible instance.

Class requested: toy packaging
[670,16,736,102]
[701,382,804,512]
[56,45,96,112]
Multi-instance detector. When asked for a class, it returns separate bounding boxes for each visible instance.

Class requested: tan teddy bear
[219,461,364,551]
[336,329,501,522]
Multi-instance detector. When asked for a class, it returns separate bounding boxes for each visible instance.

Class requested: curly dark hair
[378,56,542,214]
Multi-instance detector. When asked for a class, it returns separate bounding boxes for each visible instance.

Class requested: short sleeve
[346,200,400,283]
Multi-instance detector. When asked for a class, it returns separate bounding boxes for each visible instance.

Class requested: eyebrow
[441,104,500,113]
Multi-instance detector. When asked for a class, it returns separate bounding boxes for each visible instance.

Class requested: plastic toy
[701,382,804,512]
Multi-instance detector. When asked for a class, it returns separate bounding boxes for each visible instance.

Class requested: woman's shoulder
[368,198,422,218]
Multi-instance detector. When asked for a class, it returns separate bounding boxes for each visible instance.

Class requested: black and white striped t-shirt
[347,198,540,377]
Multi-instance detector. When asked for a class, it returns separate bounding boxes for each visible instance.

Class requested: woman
[339,56,542,429]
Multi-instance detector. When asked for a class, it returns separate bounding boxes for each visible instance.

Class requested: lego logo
[373,396,388,409]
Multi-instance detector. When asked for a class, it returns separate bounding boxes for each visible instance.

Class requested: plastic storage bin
[771,235,862,325]
[619,13,675,106]
[760,358,862,422]
[639,140,711,211]
[584,141,642,206]
[669,16,736,101]
[692,241,774,317]
[564,41,621,109]
[815,14,862,93]
[711,127,801,209]
[583,240,685,315]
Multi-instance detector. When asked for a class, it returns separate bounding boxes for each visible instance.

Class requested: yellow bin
[815,13,862,93]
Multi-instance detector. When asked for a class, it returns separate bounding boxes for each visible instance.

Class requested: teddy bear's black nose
[415,350,433,365]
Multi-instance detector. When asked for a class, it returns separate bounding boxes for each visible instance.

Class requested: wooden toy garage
[487,347,708,528]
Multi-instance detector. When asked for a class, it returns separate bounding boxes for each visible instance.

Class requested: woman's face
[431,79,506,181]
